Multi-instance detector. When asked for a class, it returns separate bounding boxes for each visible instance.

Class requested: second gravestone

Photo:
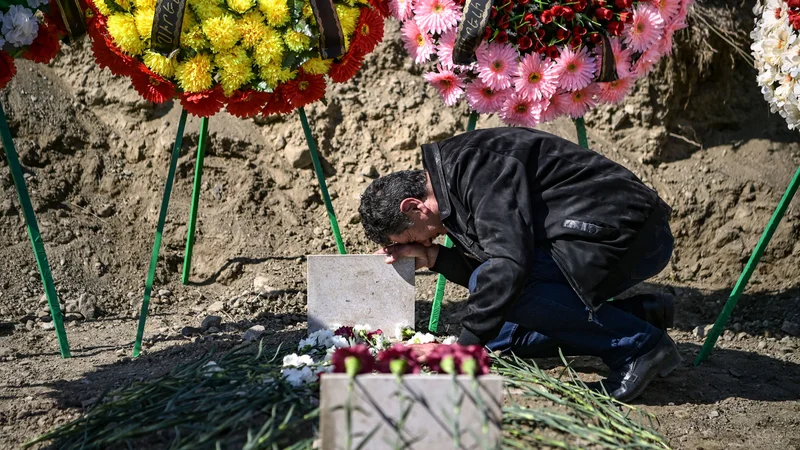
[306,255,415,334]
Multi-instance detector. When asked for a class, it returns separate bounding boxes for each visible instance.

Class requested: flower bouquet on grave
[752,0,800,130]
[0,0,84,88]
[393,0,692,126]
[83,0,389,117]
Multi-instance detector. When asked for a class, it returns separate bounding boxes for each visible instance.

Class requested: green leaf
[103,0,128,14]
[288,0,303,25]
[282,49,317,70]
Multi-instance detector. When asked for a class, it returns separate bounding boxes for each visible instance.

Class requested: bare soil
[2,8,800,449]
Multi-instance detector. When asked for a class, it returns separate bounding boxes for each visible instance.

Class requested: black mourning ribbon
[452,0,493,65]
[309,0,345,59]
[596,33,619,82]
[150,0,189,57]
[53,0,86,41]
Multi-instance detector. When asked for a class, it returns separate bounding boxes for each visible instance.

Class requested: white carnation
[408,332,436,344]
[2,5,39,47]
[441,336,458,345]
[281,366,316,387]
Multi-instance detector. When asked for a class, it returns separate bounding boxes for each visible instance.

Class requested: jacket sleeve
[452,151,536,346]
[429,244,482,288]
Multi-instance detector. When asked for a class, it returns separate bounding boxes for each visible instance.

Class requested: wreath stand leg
[181,117,209,284]
[0,103,71,358]
[696,165,800,365]
[133,109,188,357]
[298,107,346,254]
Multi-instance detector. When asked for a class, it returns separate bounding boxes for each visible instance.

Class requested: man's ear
[399,198,422,216]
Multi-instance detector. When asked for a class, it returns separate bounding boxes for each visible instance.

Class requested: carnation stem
[0,102,71,358]
[133,108,188,357]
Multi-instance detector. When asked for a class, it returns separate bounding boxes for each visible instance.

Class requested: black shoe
[595,333,682,403]
[610,292,675,331]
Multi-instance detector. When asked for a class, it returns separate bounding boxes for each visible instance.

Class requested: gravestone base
[306,255,415,334]
[320,374,503,450]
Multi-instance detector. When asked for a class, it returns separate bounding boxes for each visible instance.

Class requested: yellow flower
[106,13,144,55]
[132,0,156,10]
[336,4,360,37]
[216,47,255,96]
[301,2,313,19]
[283,29,310,52]
[259,63,296,88]
[92,0,112,17]
[175,53,214,92]
[202,14,240,52]
[226,0,253,13]
[238,10,269,49]
[143,51,177,77]
[181,24,210,50]
[253,27,284,67]
[133,7,155,40]
[301,57,331,75]
[258,0,289,27]
[189,0,225,21]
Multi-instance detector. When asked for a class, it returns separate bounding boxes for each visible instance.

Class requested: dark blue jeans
[473,222,673,370]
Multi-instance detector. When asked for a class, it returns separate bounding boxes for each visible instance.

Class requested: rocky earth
[1,3,800,449]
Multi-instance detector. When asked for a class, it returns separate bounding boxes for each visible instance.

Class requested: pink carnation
[389,0,413,21]
[413,0,460,35]
[436,29,458,69]
[553,45,597,92]
[515,53,558,102]
[539,92,565,123]
[560,83,599,119]
[631,46,663,77]
[610,38,633,79]
[652,0,680,21]
[424,66,465,106]
[401,20,435,64]
[624,4,665,52]
[658,16,688,56]
[465,79,509,114]
[500,93,543,127]
[475,41,518,91]
[598,77,634,104]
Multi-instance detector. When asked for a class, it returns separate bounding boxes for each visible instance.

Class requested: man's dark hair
[359,170,428,246]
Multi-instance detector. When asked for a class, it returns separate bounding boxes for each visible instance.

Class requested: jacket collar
[421,142,452,221]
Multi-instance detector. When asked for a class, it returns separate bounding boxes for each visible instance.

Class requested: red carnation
[570,36,583,49]
[334,326,355,338]
[563,7,575,21]
[519,0,529,4]
[329,49,364,83]
[522,13,536,25]
[588,33,603,44]
[0,51,16,90]
[536,28,546,40]
[552,5,565,16]
[556,28,570,41]
[789,0,800,7]
[283,71,326,109]
[615,0,632,8]
[498,16,510,29]
[426,344,490,376]
[519,24,531,35]
[490,7,498,18]
[546,45,560,59]
[131,64,176,104]
[534,42,546,53]
[180,87,225,117]
[22,21,61,64]
[517,35,533,50]
[331,345,375,375]
[351,9,385,54]
[367,0,391,17]
[607,20,624,36]
[261,84,295,116]
[540,10,554,24]
[618,11,633,23]
[593,0,607,6]
[573,26,587,36]
[595,7,613,20]
[226,90,270,118]
[574,0,587,12]
[376,344,420,375]
[502,2,513,12]
[482,26,492,40]
[495,30,509,44]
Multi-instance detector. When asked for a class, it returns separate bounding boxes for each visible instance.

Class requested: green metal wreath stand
[1,103,71,358]
[133,107,346,357]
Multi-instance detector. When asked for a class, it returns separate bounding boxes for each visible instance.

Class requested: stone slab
[307,255,415,334]
[320,374,503,450]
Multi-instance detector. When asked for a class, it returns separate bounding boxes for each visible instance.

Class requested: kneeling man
[358,127,681,402]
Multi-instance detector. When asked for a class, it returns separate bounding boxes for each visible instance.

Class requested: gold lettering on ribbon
[150,0,188,56]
